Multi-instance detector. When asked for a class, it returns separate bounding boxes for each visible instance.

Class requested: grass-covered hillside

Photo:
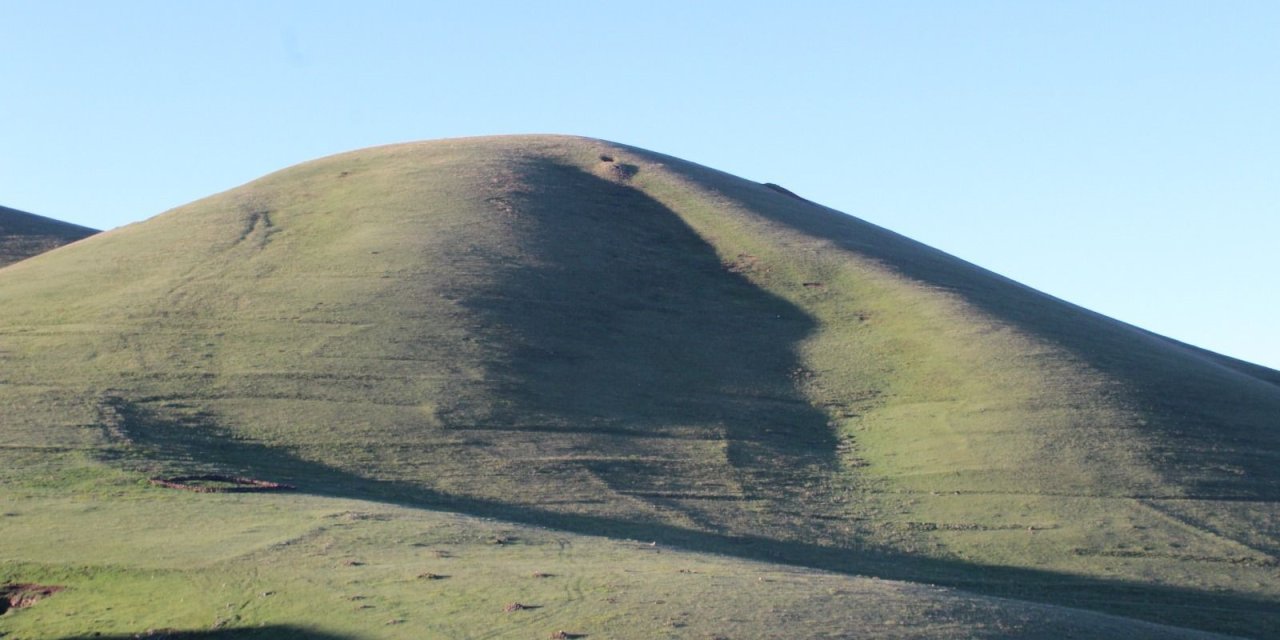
[0,205,96,268]
[2,135,1277,638]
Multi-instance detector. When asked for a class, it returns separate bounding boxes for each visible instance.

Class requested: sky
[3,1,1278,369]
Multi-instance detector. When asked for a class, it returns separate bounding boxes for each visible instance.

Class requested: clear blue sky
[3,1,1278,369]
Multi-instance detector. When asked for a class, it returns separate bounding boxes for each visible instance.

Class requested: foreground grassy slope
[3,487,1234,639]
[0,205,96,268]
[1,135,1277,637]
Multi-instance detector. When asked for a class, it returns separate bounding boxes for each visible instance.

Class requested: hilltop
[1,135,1276,638]
[0,205,97,267]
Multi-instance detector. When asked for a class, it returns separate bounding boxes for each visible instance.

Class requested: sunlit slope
[1,135,1276,636]
[0,205,96,267]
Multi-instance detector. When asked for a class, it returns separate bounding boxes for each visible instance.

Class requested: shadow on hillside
[56,627,350,640]
[111,399,1279,639]
[436,157,840,521]
[674,163,1280,500]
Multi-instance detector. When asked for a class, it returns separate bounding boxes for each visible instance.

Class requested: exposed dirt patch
[148,474,295,493]
[608,163,639,181]
[486,195,518,217]
[329,510,393,522]
[724,253,767,275]
[1071,547,1278,566]
[599,162,640,183]
[592,156,639,182]
[1,583,63,615]
[232,194,277,249]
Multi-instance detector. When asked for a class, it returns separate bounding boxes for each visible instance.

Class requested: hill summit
[1,135,1277,638]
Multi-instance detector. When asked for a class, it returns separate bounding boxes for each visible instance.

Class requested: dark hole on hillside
[0,583,63,615]
[598,154,614,162]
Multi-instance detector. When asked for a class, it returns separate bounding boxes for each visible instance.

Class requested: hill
[1,135,1276,638]
[0,205,97,267]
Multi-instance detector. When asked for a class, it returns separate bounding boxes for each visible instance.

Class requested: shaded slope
[0,205,97,267]
[0,136,1277,636]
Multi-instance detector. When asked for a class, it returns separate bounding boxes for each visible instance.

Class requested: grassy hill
[1,135,1277,638]
[0,205,97,268]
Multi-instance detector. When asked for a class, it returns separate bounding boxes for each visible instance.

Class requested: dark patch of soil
[550,632,588,639]
[504,602,540,612]
[724,253,765,275]
[606,163,639,181]
[148,474,294,493]
[1,583,63,615]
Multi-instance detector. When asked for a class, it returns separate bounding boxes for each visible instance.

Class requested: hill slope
[0,205,97,267]
[1,136,1277,637]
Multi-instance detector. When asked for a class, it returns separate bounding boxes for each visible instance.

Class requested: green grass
[0,486,1235,639]
[2,135,1278,637]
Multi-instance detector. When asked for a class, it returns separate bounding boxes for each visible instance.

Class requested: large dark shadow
[107,398,1280,639]
[650,156,1280,500]
[436,157,841,522]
